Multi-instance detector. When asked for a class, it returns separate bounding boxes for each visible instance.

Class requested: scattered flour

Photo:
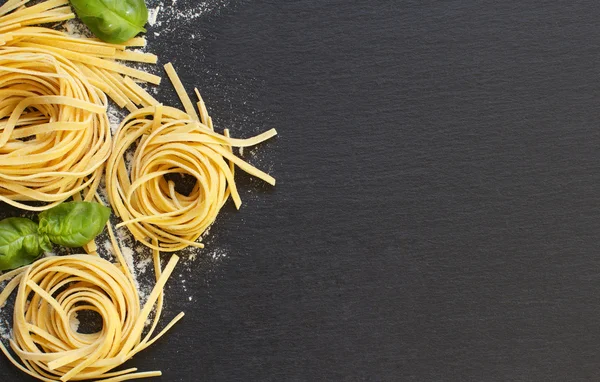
[70,312,80,332]
[136,256,153,274]
[124,150,135,170]
[107,105,127,135]
[63,18,94,38]
[145,0,229,36]
[210,248,228,261]
[121,246,136,277]
[0,321,11,341]
[148,6,161,26]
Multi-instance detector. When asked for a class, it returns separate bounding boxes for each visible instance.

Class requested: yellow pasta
[0,2,278,380]
[0,0,162,211]
[106,64,277,251]
[0,48,111,211]
[0,224,184,382]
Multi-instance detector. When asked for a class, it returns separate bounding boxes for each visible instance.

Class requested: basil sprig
[69,0,149,44]
[0,202,111,271]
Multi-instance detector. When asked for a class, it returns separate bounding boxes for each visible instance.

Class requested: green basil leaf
[0,217,43,271]
[39,202,111,248]
[69,0,148,43]
[39,234,53,253]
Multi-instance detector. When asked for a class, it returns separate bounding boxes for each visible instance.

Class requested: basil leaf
[39,202,111,248]
[39,234,53,253]
[0,217,43,271]
[69,0,148,43]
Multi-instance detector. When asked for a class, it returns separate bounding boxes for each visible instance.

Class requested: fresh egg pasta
[106,64,277,251]
[0,224,184,381]
[0,0,159,211]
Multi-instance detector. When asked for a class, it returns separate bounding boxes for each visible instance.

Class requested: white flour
[63,19,94,38]
[146,0,229,36]
[210,248,228,261]
[148,6,161,26]
[136,256,153,274]
[107,105,126,135]
[0,321,11,341]
[70,312,80,332]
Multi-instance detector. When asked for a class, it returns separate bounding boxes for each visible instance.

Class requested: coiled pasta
[0,227,183,382]
[106,102,276,252]
[0,48,111,211]
[0,0,160,211]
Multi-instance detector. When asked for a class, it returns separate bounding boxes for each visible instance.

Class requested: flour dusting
[108,106,127,135]
[63,19,94,38]
[0,321,11,341]
[148,6,161,26]
[146,0,229,36]
[70,313,80,332]
[136,256,153,274]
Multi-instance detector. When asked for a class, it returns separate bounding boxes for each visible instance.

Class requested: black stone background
[4,0,600,380]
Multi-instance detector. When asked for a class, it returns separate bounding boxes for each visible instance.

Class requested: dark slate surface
[4,0,600,380]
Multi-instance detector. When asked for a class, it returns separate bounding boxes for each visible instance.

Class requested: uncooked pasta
[0,0,159,211]
[106,64,277,251]
[0,224,184,381]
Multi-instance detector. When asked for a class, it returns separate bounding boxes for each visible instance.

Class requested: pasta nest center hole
[71,308,104,335]
[162,172,198,197]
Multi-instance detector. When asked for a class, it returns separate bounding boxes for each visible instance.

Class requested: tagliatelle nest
[0,48,111,211]
[106,101,276,252]
[0,229,184,382]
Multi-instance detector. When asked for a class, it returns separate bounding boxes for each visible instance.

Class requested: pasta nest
[0,252,183,381]
[0,48,111,211]
[106,104,276,252]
